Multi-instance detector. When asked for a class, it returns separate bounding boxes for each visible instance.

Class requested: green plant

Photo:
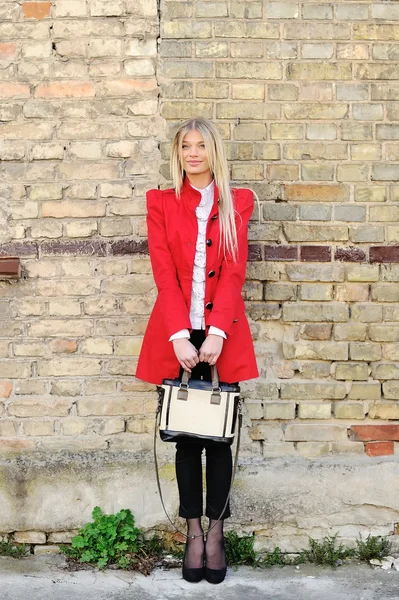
[259,546,293,568]
[355,534,392,562]
[225,531,258,566]
[299,534,354,568]
[0,540,29,558]
[60,506,150,571]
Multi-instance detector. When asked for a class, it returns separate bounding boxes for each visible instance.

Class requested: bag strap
[153,394,243,540]
[181,364,220,391]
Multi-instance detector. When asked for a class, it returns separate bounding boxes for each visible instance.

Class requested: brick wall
[2,0,399,462]
[159,0,399,459]
[0,0,161,452]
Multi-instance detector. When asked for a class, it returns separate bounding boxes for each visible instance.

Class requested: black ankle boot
[182,537,204,583]
[204,538,227,584]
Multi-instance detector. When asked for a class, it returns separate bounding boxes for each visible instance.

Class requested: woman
[136,116,258,584]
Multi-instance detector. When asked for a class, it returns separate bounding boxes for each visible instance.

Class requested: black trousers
[175,329,233,520]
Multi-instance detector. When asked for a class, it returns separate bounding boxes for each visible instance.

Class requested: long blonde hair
[170,117,238,262]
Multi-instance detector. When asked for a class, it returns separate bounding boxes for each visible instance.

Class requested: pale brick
[334,325,367,342]
[270,124,303,140]
[8,398,71,417]
[350,343,382,361]
[346,265,379,281]
[351,144,382,161]
[372,284,399,302]
[285,424,348,442]
[230,1,263,19]
[299,205,332,221]
[373,363,399,380]
[82,338,113,355]
[287,63,351,81]
[62,420,87,435]
[78,397,144,417]
[245,401,263,420]
[369,403,399,420]
[301,43,333,59]
[306,124,336,140]
[267,3,299,18]
[349,226,385,244]
[230,41,263,58]
[297,442,331,458]
[268,84,298,101]
[302,4,333,19]
[101,418,125,435]
[352,304,382,323]
[264,283,297,301]
[336,164,369,182]
[348,383,381,401]
[298,403,332,419]
[299,284,333,301]
[231,83,265,100]
[333,403,366,420]
[283,341,348,360]
[283,302,349,322]
[369,326,399,342]
[336,84,368,101]
[286,264,345,282]
[14,531,46,544]
[284,223,348,242]
[24,421,55,436]
[263,402,295,420]
[335,363,369,381]
[280,382,346,400]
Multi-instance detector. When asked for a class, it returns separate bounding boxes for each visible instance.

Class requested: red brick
[370,246,399,263]
[0,258,20,277]
[35,82,95,98]
[365,441,394,457]
[0,43,17,59]
[284,184,348,203]
[350,424,399,441]
[0,83,30,99]
[0,381,12,399]
[300,246,331,262]
[49,340,78,354]
[264,245,298,261]
[0,440,35,451]
[335,247,367,262]
[22,2,52,19]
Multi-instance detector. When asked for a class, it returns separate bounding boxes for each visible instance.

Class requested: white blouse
[169,180,226,341]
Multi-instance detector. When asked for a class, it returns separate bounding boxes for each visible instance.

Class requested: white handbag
[158,365,241,443]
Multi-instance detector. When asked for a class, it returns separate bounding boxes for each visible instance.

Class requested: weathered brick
[285,424,348,442]
[348,383,381,401]
[283,341,348,360]
[335,362,369,381]
[298,403,332,419]
[283,303,348,323]
[280,382,346,400]
[334,325,367,342]
[333,402,366,420]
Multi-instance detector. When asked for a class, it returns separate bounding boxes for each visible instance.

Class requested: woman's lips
[187,161,201,165]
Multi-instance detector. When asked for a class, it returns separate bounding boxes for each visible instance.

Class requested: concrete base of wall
[1,449,399,553]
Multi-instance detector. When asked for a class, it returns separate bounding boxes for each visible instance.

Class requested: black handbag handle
[181,364,220,391]
[153,397,243,540]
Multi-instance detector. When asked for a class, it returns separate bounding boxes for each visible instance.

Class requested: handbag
[153,365,243,539]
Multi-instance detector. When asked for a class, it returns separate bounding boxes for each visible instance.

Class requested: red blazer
[135,176,259,385]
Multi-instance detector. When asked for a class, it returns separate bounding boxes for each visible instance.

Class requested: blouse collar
[181,175,220,213]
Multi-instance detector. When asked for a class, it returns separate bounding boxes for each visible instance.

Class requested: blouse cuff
[169,329,190,342]
[209,326,227,339]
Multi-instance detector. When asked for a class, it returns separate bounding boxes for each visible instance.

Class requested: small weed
[0,540,29,558]
[259,546,293,568]
[225,531,257,566]
[59,506,158,574]
[355,534,392,562]
[299,534,355,568]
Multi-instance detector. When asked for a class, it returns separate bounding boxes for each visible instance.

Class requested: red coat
[135,177,259,385]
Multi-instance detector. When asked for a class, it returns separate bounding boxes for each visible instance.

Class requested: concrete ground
[1,554,399,600]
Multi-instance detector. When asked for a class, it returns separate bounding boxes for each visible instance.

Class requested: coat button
[233,318,238,323]
[208,270,215,278]
[205,302,213,310]
[211,214,218,220]
[206,239,212,247]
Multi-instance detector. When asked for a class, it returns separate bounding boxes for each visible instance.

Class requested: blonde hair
[170,117,238,262]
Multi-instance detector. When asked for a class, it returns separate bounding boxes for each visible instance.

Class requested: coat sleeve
[207,189,254,335]
[146,189,192,338]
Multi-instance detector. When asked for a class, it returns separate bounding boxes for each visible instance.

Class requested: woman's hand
[172,339,199,373]
[199,334,224,366]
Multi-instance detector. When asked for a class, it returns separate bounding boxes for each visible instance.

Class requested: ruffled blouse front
[190,180,215,329]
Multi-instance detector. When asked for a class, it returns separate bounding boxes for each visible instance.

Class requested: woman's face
[181,129,211,177]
